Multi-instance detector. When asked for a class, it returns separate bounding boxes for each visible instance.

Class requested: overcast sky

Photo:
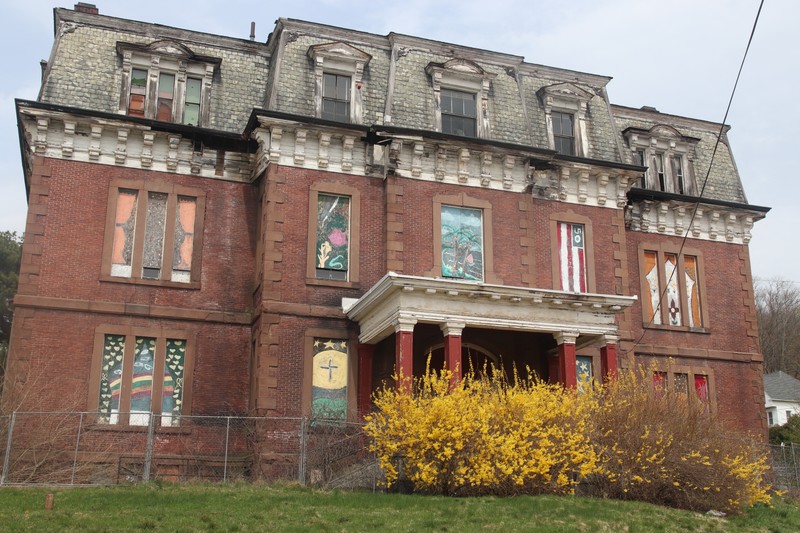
[2,0,796,282]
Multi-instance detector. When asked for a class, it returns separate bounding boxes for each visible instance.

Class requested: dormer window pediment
[537,83,595,157]
[624,124,700,195]
[307,42,372,66]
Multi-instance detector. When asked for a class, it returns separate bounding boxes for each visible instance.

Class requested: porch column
[440,321,465,387]
[395,317,417,393]
[357,343,375,418]
[554,331,579,388]
[600,333,619,382]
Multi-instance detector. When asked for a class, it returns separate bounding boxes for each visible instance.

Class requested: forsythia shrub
[365,363,773,513]
[364,365,597,496]
[585,365,772,513]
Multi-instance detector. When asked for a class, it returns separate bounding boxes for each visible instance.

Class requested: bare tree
[755,278,800,376]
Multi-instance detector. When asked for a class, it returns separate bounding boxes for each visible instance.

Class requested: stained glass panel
[162,339,186,427]
[312,338,348,421]
[98,334,125,424]
[316,194,350,280]
[441,205,483,280]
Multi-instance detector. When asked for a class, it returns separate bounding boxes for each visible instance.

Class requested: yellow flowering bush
[364,365,597,496]
[585,365,772,513]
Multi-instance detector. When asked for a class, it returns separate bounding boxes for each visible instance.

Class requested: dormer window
[623,124,699,196]
[426,59,495,139]
[537,83,594,157]
[308,42,371,124]
[441,88,477,137]
[117,40,219,127]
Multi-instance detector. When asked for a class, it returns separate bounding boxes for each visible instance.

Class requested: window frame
[101,177,206,289]
[638,243,709,332]
[308,42,371,125]
[302,328,356,422]
[644,360,715,412]
[550,212,596,293]
[537,83,593,158]
[117,41,217,127]
[88,325,195,428]
[624,125,699,195]
[306,182,361,288]
[426,59,495,139]
[440,88,478,138]
[428,193,500,284]
[551,111,575,156]
[321,72,352,123]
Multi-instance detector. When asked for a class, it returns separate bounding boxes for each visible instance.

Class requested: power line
[631,0,765,352]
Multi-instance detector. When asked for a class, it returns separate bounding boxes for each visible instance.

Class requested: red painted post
[555,332,578,388]
[357,343,374,418]
[395,329,414,393]
[600,341,618,381]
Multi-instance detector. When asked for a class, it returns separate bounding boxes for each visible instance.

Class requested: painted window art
[312,338,348,421]
[643,249,702,328]
[441,205,483,281]
[576,355,593,393]
[558,222,587,292]
[108,185,200,284]
[316,194,350,281]
[97,333,187,426]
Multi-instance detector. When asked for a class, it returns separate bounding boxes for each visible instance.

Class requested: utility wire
[630,0,765,352]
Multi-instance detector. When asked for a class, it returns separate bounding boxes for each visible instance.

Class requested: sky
[1,0,797,282]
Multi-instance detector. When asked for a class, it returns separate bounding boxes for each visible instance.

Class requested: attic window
[426,59,495,139]
[623,124,700,196]
[308,42,371,124]
[537,83,594,158]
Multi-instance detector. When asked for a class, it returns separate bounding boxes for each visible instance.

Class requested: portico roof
[343,273,637,345]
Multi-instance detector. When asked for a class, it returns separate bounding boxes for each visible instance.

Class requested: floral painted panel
[316,194,350,280]
[312,338,348,421]
[441,206,483,281]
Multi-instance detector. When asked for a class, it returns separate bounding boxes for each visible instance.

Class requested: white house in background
[764,371,800,426]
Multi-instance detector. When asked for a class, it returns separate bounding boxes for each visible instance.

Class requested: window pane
[162,338,186,427]
[185,78,202,104]
[158,73,175,99]
[323,73,338,98]
[441,89,477,136]
[143,192,167,279]
[130,337,156,426]
[131,69,147,88]
[111,190,138,278]
[336,76,350,101]
[441,205,483,281]
[558,222,586,292]
[684,255,701,327]
[664,253,681,326]
[644,250,661,325]
[312,338,348,421]
[183,103,200,126]
[316,194,350,277]
[98,334,126,424]
[172,196,196,282]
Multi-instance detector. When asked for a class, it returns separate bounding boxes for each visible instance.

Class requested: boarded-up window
[312,338,348,421]
[577,355,593,394]
[110,189,138,278]
[643,249,703,328]
[441,205,483,281]
[156,73,175,121]
[316,194,350,281]
[558,222,586,292]
[128,68,147,117]
[694,374,709,402]
[162,339,186,427]
[644,250,661,325]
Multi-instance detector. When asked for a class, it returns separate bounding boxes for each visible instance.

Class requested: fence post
[1,412,16,485]
[299,417,307,484]
[71,412,85,485]
[143,413,155,482]
[223,416,231,483]
[793,442,799,489]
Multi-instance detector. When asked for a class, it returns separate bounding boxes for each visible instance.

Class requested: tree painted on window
[316,194,350,279]
[441,206,483,281]
[312,338,348,420]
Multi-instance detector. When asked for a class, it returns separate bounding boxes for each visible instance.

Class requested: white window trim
[625,125,699,196]
[537,83,594,157]
[117,40,218,126]
[308,42,372,124]
[426,59,495,138]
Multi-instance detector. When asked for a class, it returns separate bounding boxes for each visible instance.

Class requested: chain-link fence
[0,412,380,488]
[768,442,800,493]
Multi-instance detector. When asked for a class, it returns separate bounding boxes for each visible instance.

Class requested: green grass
[0,483,797,532]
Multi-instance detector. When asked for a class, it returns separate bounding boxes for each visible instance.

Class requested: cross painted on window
[320,359,338,382]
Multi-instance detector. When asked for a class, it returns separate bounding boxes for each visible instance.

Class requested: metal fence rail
[0,411,379,488]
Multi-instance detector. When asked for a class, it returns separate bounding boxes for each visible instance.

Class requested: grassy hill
[0,483,796,532]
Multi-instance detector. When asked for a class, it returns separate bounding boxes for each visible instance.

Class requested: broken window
[441,89,477,137]
[321,73,351,122]
[671,155,685,194]
[106,183,203,285]
[653,153,666,191]
[128,68,148,117]
[96,331,189,427]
